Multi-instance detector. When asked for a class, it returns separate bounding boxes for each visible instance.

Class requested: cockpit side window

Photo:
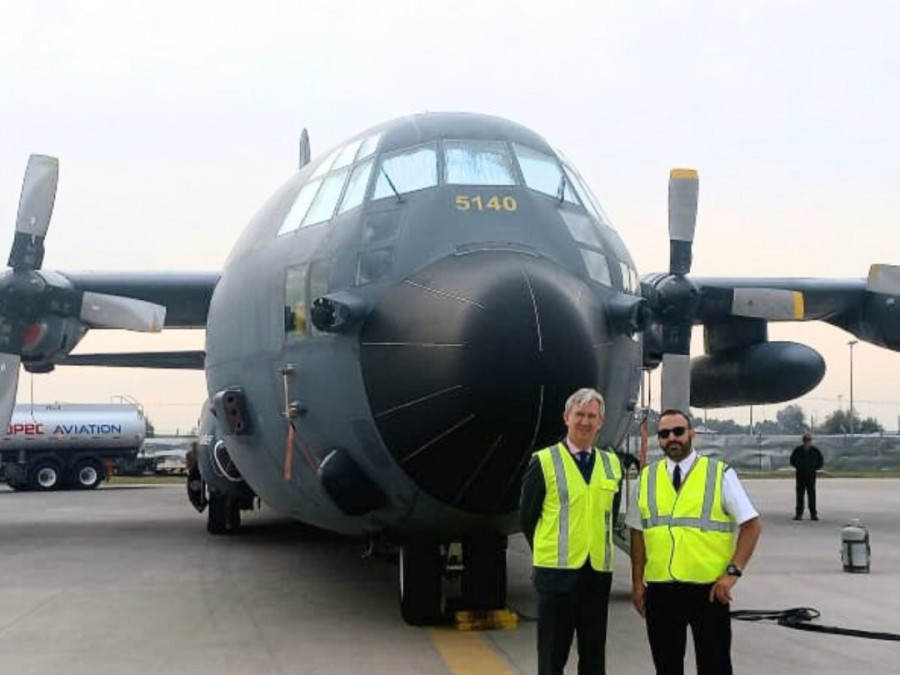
[581,249,612,286]
[302,169,349,227]
[444,140,516,186]
[338,159,374,215]
[284,263,309,338]
[512,143,577,203]
[308,259,332,334]
[561,163,613,227]
[372,143,438,200]
[277,179,322,236]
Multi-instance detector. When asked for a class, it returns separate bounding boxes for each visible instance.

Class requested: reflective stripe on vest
[638,456,736,583]
[533,443,621,571]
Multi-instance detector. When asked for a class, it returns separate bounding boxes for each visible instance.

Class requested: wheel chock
[453,609,518,631]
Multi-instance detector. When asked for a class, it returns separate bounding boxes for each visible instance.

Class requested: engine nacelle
[20,316,87,373]
[858,293,900,351]
[691,341,825,408]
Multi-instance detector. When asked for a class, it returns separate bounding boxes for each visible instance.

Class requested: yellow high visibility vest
[533,443,622,571]
[637,456,736,583]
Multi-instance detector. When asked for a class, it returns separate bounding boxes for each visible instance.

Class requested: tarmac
[0,478,897,674]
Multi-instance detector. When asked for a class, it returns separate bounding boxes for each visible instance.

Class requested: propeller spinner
[0,155,167,431]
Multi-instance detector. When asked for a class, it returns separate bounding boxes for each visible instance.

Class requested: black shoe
[811,515,819,521]
[793,515,802,520]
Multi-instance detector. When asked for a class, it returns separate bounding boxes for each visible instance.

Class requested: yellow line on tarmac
[428,628,519,675]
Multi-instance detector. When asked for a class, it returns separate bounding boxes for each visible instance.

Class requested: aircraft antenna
[298,128,311,169]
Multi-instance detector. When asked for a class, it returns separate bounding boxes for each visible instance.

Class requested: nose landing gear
[398,535,508,626]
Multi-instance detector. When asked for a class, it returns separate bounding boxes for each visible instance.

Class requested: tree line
[640,404,884,435]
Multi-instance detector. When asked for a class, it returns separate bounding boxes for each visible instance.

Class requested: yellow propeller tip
[670,168,698,180]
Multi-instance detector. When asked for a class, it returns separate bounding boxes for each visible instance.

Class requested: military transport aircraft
[3,112,900,624]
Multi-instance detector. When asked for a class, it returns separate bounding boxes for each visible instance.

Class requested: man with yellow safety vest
[519,388,622,675]
[627,409,762,675]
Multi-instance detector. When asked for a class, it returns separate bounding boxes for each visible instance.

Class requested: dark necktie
[673,464,682,490]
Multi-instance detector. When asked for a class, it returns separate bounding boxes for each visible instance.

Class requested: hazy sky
[3,1,899,433]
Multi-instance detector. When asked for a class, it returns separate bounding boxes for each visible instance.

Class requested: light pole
[848,340,858,436]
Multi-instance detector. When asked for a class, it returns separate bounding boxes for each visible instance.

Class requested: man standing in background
[790,433,824,520]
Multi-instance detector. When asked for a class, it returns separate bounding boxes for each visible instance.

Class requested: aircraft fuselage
[203,113,642,538]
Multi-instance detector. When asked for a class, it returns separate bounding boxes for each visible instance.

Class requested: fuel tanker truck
[0,404,146,491]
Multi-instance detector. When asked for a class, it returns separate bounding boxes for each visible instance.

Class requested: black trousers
[536,567,612,675]
[645,582,732,675]
[795,477,817,517]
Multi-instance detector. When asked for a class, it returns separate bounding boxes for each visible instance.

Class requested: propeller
[650,169,701,413]
[866,264,900,295]
[0,155,168,432]
[643,169,826,414]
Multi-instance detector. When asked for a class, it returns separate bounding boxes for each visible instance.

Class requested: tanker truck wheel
[30,461,62,492]
[74,460,104,490]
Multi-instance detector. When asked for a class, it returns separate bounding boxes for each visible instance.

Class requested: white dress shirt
[625,450,758,530]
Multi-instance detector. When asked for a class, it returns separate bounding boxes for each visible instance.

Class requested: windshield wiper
[557,175,567,204]
[381,168,403,202]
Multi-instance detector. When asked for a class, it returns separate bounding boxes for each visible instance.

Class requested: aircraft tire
[461,535,508,611]
[30,461,62,492]
[228,497,242,531]
[399,541,445,626]
[207,492,241,535]
[74,460,104,490]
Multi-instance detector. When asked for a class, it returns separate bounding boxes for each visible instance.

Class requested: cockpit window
[444,140,516,186]
[284,263,308,338]
[338,159,374,215]
[562,164,612,226]
[311,147,342,179]
[372,143,438,200]
[512,143,577,203]
[356,133,381,161]
[333,139,363,170]
[581,249,611,286]
[277,179,322,236]
[302,169,348,227]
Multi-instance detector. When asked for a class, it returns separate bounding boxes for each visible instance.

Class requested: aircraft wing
[58,350,206,369]
[643,268,900,409]
[691,269,900,351]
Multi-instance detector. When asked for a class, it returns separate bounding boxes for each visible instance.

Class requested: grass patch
[739,470,900,479]
[107,474,186,485]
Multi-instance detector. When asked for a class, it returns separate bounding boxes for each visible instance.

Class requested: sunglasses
[657,426,687,440]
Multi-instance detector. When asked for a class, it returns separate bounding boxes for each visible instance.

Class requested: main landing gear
[398,534,508,626]
[206,490,243,535]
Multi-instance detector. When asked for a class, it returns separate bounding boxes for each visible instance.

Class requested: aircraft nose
[360,250,607,515]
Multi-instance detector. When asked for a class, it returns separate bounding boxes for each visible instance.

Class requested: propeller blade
[668,169,698,275]
[660,352,691,412]
[79,292,166,332]
[867,264,900,295]
[9,155,59,270]
[0,352,21,432]
[730,288,805,320]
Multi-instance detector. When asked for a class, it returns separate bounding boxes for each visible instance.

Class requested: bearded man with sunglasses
[626,409,761,675]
